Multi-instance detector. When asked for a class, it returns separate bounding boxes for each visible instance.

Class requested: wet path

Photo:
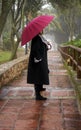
[0,51,81,130]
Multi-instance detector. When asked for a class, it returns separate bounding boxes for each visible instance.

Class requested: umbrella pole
[25,44,28,54]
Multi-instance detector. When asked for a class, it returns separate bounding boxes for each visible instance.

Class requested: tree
[10,0,25,60]
[0,0,15,37]
[48,0,81,41]
[24,0,43,19]
[38,3,62,32]
[10,0,44,59]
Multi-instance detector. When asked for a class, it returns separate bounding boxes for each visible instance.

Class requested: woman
[27,31,51,100]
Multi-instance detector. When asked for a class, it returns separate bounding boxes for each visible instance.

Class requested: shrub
[62,39,81,48]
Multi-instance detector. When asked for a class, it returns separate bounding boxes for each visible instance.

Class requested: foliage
[64,61,81,101]
[62,39,81,48]
[38,3,61,31]
[48,0,81,41]
[24,0,43,19]
[0,0,44,60]
[48,0,81,10]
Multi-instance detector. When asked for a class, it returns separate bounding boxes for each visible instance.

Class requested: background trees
[0,0,81,61]
[48,0,81,42]
[10,0,25,59]
[0,0,44,59]
[0,0,16,37]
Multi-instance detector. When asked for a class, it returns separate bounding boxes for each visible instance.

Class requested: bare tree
[10,0,25,60]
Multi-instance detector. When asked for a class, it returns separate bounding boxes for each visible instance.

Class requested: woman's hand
[47,42,52,50]
[34,58,42,63]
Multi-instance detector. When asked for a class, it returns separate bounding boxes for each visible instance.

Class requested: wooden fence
[58,45,81,79]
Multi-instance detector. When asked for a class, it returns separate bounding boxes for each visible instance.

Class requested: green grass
[17,47,24,51]
[0,51,11,64]
[0,47,25,64]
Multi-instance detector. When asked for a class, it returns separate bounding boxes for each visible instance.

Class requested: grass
[0,50,11,64]
[0,47,25,64]
[17,47,24,51]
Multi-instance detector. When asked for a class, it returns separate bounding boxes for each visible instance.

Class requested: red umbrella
[21,15,54,46]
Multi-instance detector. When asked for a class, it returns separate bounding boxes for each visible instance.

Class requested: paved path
[0,51,81,130]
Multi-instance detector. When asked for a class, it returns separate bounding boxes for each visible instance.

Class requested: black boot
[39,85,46,92]
[34,85,47,100]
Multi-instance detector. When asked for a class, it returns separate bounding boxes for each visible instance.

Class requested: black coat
[27,35,49,85]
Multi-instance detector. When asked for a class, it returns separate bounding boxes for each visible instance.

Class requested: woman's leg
[38,84,46,91]
[34,84,47,100]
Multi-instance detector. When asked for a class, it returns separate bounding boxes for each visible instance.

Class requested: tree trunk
[0,0,15,37]
[10,41,20,60]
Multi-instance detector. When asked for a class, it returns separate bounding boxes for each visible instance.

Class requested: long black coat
[27,35,49,85]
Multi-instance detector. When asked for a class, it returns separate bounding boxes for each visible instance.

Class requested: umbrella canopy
[21,15,54,46]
